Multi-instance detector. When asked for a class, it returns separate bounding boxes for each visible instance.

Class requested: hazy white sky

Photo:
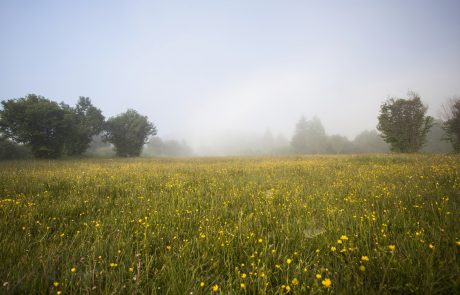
[1,0,459,147]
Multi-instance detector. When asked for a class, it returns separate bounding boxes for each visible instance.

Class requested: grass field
[0,155,459,294]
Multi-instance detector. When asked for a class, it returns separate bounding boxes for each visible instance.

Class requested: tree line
[0,94,156,159]
[291,92,459,154]
[1,92,459,159]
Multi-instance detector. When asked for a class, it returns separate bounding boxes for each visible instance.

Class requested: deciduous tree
[104,109,156,157]
[62,97,105,155]
[377,92,433,153]
[0,94,69,158]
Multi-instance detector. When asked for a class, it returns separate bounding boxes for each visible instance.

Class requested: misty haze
[1,1,459,294]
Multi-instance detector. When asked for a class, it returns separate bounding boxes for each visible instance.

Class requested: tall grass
[0,155,459,294]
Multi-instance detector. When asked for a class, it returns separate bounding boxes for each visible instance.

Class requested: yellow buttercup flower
[361,255,369,261]
[316,274,322,279]
[340,235,348,240]
[286,258,292,265]
[359,265,366,272]
[53,282,59,287]
[200,282,205,287]
[291,278,299,285]
[71,267,76,273]
[388,245,396,251]
[240,283,245,289]
[322,278,332,288]
[212,284,219,292]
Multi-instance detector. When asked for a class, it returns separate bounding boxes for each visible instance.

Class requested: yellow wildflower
[388,245,396,251]
[316,274,322,279]
[129,267,134,272]
[212,284,219,292]
[241,273,247,279]
[71,267,76,273]
[292,278,299,285]
[361,256,369,261]
[109,262,118,268]
[53,282,59,287]
[359,265,366,272]
[286,258,292,265]
[322,278,332,288]
[330,246,336,252]
[340,235,349,240]
[285,285,291,292]
[200,282,205,287]
[428,244,434,250]
[240,283,245,289]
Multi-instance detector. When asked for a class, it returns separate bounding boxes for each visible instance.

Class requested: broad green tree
[377,92,433,153]
[62,97,105,155]
[104,109,156,157]
[0,94,70,158]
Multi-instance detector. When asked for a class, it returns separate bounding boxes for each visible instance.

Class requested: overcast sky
[1,0,459,147]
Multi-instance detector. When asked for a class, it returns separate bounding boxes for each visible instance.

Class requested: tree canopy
[104,109,156,157]
[62,97,105,156]
[0,94,105,158]
[0,94,69,158]
[377,92,433,153]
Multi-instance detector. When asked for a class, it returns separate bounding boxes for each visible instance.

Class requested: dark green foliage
[62,97,105,156]
[0,136,32,160]
[377,92,434,153]
[442,98,460,152]
[0,94,69,158]
[104,109,156,157]
[0,94,105,158]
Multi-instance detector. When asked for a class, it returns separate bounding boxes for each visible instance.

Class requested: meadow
[0,155,459,294]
